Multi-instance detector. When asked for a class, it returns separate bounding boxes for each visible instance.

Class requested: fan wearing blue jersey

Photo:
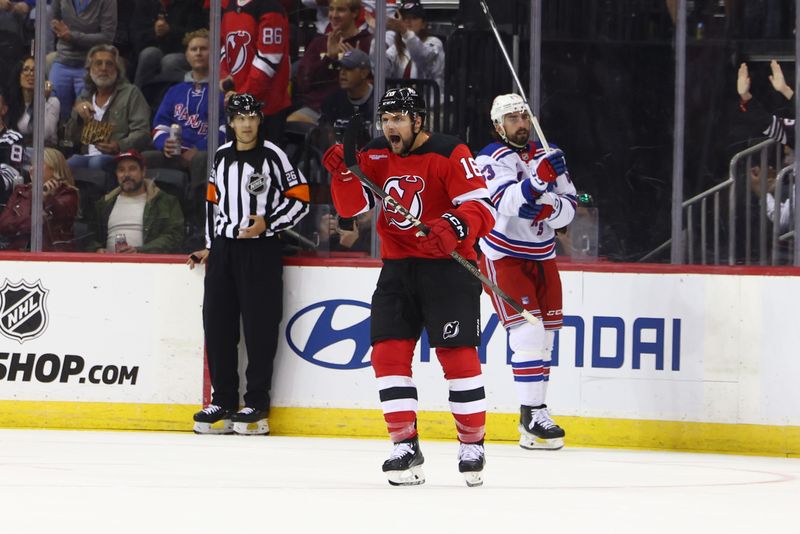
[476,94,577,450]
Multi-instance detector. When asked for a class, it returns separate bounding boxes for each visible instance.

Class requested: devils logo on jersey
[383,175,425,230]
[225,31,252,75]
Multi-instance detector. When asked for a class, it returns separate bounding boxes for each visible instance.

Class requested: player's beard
[508,127,530,147]
[387,132,413,155]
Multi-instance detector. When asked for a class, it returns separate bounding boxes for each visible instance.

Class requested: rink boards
[0,256,798,456]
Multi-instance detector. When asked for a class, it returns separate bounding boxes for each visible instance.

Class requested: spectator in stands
[145,28,224,231]
[131,0,208,88]
[0,1,30,74]
[738,60,795,235]
[381,0,444,99]
[319,48,374,128]
[0,88,24,207]
[220,0,291,145]
[290,0,372,126]
[318,209,372,254]
[27,1,55,55]
[64,44,151,172]
[749,163,793,233]
[86,149,184,253]
[304,0,397,36]
[0,147,80,251]
[737,60,795,146]
[7,56,61,147]
[50,0,117,121]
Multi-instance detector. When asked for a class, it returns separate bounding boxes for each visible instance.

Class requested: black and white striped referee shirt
[205,139,310,248]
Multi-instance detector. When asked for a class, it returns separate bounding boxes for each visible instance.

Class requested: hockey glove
[322,144,351,178]
[418,213,468,256]
[534,192,559,222]
[519,202,548,220]
[534,149,567,183]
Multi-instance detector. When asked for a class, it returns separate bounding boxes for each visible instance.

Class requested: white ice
[0,429,797,534]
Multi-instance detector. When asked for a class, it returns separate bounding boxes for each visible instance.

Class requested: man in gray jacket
[50,0,117,120]
[65,44,151,172]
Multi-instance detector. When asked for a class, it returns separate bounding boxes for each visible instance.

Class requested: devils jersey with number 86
[331,134,496,260]
[221,0,291,116]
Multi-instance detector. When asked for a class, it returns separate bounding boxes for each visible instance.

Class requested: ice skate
[382,436,425,486]
[519,404,565,450]
[231,407,270,435]
[192,404,233,434]
[457,441,486,487]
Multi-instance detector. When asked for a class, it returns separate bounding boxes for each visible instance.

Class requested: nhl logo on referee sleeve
[246,172,268,194]
[443,321,460,340]
[0,279,49,343]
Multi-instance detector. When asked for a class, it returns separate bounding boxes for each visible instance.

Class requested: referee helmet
[226,93,263,120]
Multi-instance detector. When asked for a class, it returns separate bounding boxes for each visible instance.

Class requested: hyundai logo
[285,299,372,370]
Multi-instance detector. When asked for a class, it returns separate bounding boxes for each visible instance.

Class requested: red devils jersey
[221,0,291,116]
[331,134,496,260]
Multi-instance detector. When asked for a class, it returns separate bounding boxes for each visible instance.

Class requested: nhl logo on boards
[246,172,268,195]
[0,279,49,343]
[443,321,460,340]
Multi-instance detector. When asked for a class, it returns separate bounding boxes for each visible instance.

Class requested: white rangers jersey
[476,141,577,261]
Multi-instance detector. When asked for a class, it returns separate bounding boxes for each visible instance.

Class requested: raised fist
[322,144,348,177]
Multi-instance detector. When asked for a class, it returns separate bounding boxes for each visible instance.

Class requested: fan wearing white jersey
[476,94,577,450]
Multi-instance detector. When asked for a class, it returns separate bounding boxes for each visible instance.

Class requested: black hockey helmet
[377,87,426,119]
[226,93,263,120]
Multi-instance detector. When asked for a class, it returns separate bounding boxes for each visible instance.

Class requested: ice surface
[0,429,796,533]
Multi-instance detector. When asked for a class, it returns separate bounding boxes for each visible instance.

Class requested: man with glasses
[64,44,150,172]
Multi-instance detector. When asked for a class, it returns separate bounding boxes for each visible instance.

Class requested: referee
[188,93,310,435]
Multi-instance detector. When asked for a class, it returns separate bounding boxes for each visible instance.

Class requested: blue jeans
[67,153,115,172]
[50,61,87,121]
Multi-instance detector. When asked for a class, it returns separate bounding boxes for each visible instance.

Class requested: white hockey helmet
[490,93,528,125]
[490,93,529,146]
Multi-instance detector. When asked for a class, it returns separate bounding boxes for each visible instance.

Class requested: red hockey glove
[534,149,567,183]
[418,213,468,256]
[322,144,349,177]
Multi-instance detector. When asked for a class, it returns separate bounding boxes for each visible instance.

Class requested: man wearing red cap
[85,149,184,254]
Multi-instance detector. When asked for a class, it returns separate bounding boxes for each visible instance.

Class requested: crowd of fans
[0,0,448,256]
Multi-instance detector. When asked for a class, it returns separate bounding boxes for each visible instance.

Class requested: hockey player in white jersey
[477,94,577,450]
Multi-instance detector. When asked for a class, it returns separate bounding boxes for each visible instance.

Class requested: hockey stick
[342,116,539,327]
[478,0,551,153]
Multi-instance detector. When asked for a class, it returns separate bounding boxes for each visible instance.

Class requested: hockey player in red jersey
[476,94,577,450]
[220,0,291,142]
[322,87,496,487]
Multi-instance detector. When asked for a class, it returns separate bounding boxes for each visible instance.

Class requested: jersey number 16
[459,157,482,180]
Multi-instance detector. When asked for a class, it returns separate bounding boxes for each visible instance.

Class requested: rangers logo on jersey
[225,31,252,75]
[383,175,425,230]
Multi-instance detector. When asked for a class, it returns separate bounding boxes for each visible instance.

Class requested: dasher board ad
[0,261,205,405]
[274,266,800,426]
